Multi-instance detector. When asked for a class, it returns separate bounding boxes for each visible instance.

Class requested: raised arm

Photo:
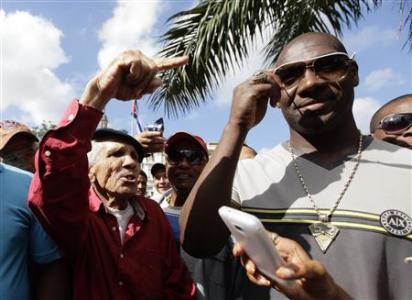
[180,71,280,257]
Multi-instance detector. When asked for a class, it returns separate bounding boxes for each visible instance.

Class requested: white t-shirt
[232,137,412,300]
[106,202,134,244]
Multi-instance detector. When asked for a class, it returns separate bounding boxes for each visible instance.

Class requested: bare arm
[180,71,280,257]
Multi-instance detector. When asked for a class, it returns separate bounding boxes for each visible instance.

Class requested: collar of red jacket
[88,188,147,222]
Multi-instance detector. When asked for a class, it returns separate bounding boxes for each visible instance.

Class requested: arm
[180,71,281,257]
[28,100,103,256]
[233,233,353,300]
[29,209,71,299]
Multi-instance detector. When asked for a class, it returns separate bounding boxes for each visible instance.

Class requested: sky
[1,1,411,153]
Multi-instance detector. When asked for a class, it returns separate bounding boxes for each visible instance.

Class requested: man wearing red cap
[161,131,209,244]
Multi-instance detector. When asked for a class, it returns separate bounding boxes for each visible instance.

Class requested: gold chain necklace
[288,133,363,253]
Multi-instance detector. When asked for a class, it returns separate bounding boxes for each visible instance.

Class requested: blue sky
[1,1,411,152]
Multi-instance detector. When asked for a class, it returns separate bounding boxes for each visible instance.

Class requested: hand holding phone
[144,118,164,133]
[218,206,293,286]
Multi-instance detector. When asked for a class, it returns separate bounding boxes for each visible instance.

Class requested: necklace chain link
[288,133,363,222]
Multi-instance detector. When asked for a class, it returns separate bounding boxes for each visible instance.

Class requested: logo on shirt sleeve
[380,210,412,237]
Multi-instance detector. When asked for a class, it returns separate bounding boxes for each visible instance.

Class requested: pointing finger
[154,56,189,71]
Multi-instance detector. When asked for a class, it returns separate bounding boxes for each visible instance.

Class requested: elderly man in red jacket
[28,50,195,300]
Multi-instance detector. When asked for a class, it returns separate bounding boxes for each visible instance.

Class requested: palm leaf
[399,0,412,51]
[150,0,409,117]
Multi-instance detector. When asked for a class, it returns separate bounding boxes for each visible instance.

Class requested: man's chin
[295,111,340,134]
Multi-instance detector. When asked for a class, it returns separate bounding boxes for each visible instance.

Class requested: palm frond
[263,0,380,65]
[150,0,408,117]
[399,0,412,51]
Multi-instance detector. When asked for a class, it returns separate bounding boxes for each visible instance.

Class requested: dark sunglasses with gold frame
[273,52,356,89]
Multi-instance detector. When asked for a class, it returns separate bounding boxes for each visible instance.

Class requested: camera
[144,118,164,133]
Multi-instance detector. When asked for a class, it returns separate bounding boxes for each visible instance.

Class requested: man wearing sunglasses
[181,32,412,299]
[161,131,209,245]
[162,132,239,300]
[370,94,412,149]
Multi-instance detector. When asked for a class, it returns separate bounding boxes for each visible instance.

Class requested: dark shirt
[28,100,195,300]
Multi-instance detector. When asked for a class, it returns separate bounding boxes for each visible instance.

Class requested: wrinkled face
[152,169,171,194]
[166,140,208,195]
[0,135,37,172]
[136,174,147,196]
[89,140,140,200]
[373,98,412,149]
[274,35,358,135]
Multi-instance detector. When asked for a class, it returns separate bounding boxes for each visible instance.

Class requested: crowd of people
[0,32,411,300]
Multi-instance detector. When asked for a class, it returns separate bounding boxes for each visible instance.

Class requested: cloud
[344,26,397,53]
[353,97,381,133]
[0,10,74,124]
[97,1,163,69]
[213,27,274,107]
[363,68,405,92]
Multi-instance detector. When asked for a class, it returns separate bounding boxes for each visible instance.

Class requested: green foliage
[150,0,411,117]
[32,120,56,139]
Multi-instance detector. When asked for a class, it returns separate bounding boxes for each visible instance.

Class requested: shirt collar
[89,188,147,222]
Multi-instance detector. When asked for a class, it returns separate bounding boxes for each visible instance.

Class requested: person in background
[370,94,412,149]
[161,131,209,244]
[136,169,148,196]
[0,163,70,300]
[163,132,240,300]
[28,50,195,299]
[180,32,412,299]
[151,162,172,202]
[0,120,38,172]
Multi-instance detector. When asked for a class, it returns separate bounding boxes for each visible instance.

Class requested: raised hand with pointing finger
[80,50,188,111]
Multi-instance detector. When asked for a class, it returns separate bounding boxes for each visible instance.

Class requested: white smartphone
[218,206,293,285]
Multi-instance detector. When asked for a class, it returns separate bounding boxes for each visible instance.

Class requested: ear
[269,98,281,108]
[270,88,289,109]
[88,166,96,183]
[269,84,282,108]
[349,62,359,87]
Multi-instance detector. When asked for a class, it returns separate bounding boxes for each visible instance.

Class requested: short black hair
[139,170,147,179]
[151,163,166,176]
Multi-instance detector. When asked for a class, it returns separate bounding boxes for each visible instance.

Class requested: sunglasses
[377,113,412,134]
[167,149,206,165]
[273,52,355,89]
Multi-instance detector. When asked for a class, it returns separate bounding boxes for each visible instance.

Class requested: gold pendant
[309,222,340,253]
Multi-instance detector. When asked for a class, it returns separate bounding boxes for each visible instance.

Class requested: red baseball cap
[166,131,208,156]
[0,120,38,151]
